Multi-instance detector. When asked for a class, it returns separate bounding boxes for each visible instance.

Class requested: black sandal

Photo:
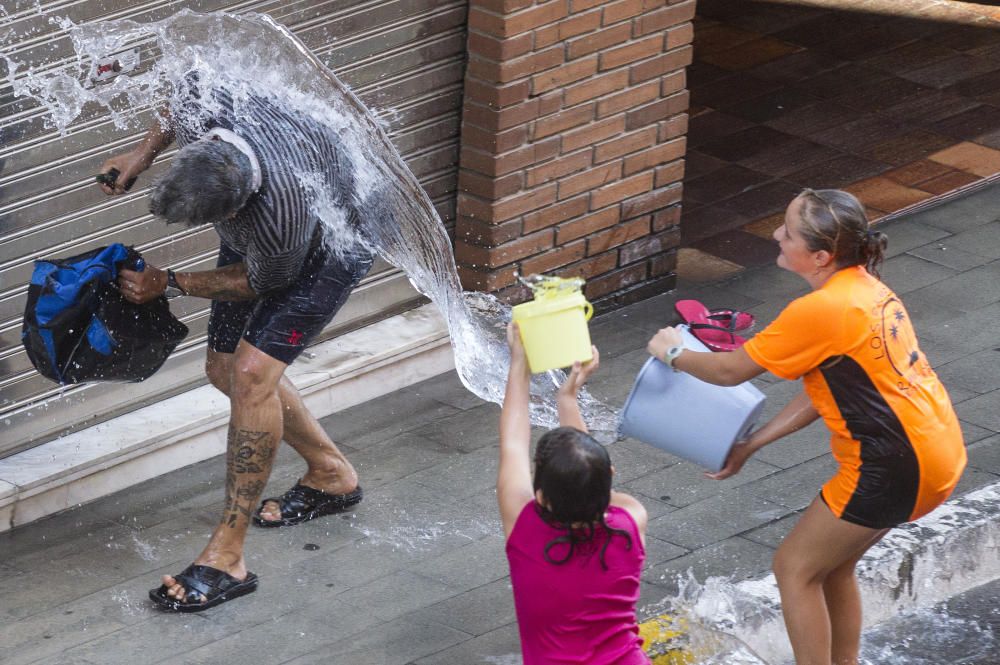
[253,482,363,528]
[149,564,259,613]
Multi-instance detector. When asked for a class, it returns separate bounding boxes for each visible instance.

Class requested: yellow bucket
[639,613,695,664]
[511,275,594,374]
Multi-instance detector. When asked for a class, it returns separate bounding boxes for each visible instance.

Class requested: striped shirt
[171,83,361,293]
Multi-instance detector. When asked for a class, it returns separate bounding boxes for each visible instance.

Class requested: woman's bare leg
[773,497,887,665]
[825,528,888,664]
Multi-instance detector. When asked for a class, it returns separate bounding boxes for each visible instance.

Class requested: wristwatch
[662,345,683,371]
[164,269,187,299]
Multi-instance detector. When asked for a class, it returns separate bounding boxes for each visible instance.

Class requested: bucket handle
[583,301,593,321]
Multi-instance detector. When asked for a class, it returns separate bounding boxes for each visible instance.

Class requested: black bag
[21,244,189,384]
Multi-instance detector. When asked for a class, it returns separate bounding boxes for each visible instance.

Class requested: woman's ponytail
[860,229,888,279]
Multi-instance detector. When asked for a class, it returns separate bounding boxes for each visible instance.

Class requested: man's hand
[99,111,175,194]
[647,326,683,362]
[98,150,151,195]
[117,267,167,304]
[557,347,600,399]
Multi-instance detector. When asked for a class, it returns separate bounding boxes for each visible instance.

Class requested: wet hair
[797,188,888,279]
[533,427,632,570]
[149,138,255,226]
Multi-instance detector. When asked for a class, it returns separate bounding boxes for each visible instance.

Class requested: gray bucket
[618,326,766,472]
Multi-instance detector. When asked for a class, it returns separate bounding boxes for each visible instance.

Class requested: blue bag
[21,244,188,384]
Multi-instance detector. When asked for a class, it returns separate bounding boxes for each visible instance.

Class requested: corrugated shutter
[0,0,468,457]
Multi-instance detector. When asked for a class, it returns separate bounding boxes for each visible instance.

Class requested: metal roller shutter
[0,0,468,457]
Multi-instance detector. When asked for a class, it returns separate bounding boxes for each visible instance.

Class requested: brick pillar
[455,0,694,309]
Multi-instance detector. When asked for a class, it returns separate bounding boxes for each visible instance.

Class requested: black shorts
[207,241,374,365]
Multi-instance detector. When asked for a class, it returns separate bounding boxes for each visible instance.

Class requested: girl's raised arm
[498,323,535,539]
[556,347,600,432]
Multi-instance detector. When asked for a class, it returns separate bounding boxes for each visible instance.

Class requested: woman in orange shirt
[647,189,966,665]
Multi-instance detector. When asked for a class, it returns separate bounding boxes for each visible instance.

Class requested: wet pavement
[1,183,998,664]
[860,578,999,665]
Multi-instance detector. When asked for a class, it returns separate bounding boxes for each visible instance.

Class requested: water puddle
[860,607,995,665]
[346,505,501,553]
[109,588,151,618]
[483,656,522,665]
[128,532,158,562]
[2,9,618,435]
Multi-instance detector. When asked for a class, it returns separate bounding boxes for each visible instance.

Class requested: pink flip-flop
[674,299,752,352]
[676,299,755,332]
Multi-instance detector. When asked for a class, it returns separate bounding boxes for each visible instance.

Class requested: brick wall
[455,0,694,309]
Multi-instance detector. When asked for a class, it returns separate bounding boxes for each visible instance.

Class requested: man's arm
[117,262,257,304]
[174,264,256,301]
[99,109,176,195]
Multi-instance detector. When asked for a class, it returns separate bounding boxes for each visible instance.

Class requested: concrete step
[0,304,453,533]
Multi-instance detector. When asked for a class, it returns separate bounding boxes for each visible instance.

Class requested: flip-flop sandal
[675,299,755,333]
[253,482,363,528]
[149,564,258,613]
[687,321,747,352]
[707,307,754,332]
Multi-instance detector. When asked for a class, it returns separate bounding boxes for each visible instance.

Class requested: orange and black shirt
[744,266,966,528]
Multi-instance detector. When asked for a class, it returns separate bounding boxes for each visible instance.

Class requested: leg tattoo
[223,427,277,529]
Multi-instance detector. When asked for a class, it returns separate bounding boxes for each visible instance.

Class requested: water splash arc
[4,10,618,433]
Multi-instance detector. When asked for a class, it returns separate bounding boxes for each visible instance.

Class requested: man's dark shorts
[207,241,374,365]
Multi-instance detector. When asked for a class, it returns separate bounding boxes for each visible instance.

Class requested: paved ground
[1,183,998,664]
[683,0,1000,269]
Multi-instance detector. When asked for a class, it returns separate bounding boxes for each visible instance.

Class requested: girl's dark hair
[533,427,631,570]
[797,188,888,279]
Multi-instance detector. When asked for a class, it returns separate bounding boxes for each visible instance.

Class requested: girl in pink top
[498,323,651,665]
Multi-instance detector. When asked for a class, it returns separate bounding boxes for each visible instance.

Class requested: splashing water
[3,10,618,433]
[641,572,998,665]
[641,573,773,664]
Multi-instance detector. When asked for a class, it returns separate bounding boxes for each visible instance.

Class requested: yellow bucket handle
[519,274,586,297]
[519,273,592,319]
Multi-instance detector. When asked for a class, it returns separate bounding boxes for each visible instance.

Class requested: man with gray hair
[100,80,374,612]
